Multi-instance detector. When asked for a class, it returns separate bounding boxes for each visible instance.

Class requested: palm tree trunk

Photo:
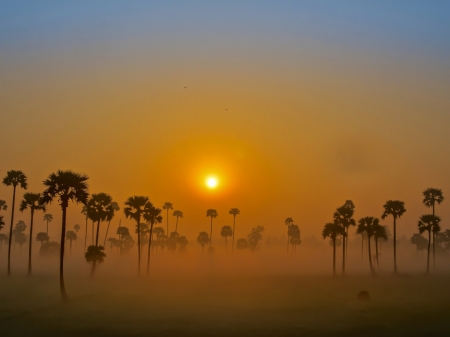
[225,236,228,250]
[368,235,375,275]
[427,230,431,274]
[361,234,364,261]
[95,220,100,246]
[433,232,436,269]
[332,238,336,276]
[166,209,169,237]
[27,209,34,275]
[375,236,379,269]
[7,185,16,276]
[146,223,154,276]
[104,220,111,247]
[393,217,397,275]
[70,239,73,253]
[232,215,236,253]
[46,220,49,234]
[137,219,141,275]
[84,217,88,251]
[342,233,346,276]
[209,217,213,248]
[60,205,69,302]
[91,220,94,245]
[175,217,178,233]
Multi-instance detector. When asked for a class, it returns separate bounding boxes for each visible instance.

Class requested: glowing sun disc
[206,177,218,188]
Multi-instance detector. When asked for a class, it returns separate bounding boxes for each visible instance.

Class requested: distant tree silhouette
[74,224,80,235]
[372,221,387,269]
[153,226,165,253]
[163,202,173,236]
[333,201,355,276]
[81,205,89,250]
[136,223,149,255]
[3,170,28,276]
[236,238,248,251]
[121,234,135,253]
[0,233,7,251]
[36,232,49,247]
[197,231,209,253]
[411,233,428,254]
[20,192,46,275]
[436,229,450,253]
[143,204,162,276]
[124,196,151,275]
[206,209,218,248]
[284,217,294,253]
[177,236,188,252]
[357,216,378,276]
[116,225,129,255]
[107,237,120,253]
[418,214,441,274]
[13,221,27,252]
[173,210,183,233]
[0,200,7,211]
[322,221,344,276]
[167,232,180,253]
[288,224,301,253]
[229,208,240,253]
[43,213,53,235]
[65,230,77,253]
[40,170,89,302]
[40,241,60,257]
[220,225,233,250]
[248,226,265,252]
[157,233,168,252]
[381,200,406,275]
[85,245,106,277]
[422,188,444,268]
[103,201,120,247]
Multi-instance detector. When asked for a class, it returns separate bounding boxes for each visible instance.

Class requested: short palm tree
[333,200,356,275]
[74,224,80,234]
[284,217,294,253]
[65,230,77,253]
[20,192,46,275]
[372,221,387,269]
[36,232,49,247]
[85,245,106,277]
[197,232,209,253]
[206,209,218,248]
[229,208,240,252]
[40,170,89,302]
[3,170,28,276]
[418,214,441,274]
[173,210,183,233]
[381,200,406,274]
[124,196,151,275]
[220,225,233,250]
[0,232,8,250]
[86,193,114,246]
[236,238,248,251]
[143,203,162,276]
[422,188,444,268]
[103,201,120,247]
[43,213,53,235]
[162,202,173,236]
[357,217,378,276]
[322,221,344,276]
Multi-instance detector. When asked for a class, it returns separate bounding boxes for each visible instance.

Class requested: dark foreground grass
[1,272,450,336]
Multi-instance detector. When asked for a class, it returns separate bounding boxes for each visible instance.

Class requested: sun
[206,176,219,189]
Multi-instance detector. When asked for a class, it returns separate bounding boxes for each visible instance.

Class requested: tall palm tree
[40,170,89,302]
[357,217,378,276]
[220,225,233,250]
[284,217,294,254]
[372,222,387,269]
[422,188,444,268]
[43,213,53,234]
[104,201,120,247]
[3,170,28,276]
[143,204,162,276]
[418,214,441,274]
[81,205,89,250]
[173,210,183,233]
[322,221,344,276]
[333,200,356,275]
[124,196,151,275]
[162,202,173,236]
[19,192,46,275]
[229,208,240,253]
[206,209,218,248]
[381,200,406,275]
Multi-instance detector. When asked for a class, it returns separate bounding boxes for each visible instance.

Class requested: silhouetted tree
[381,200,406,275]
[357,216,378,276]
[116,225,129,255]
[136,223,149,255]
[65,230,77,253]
[40,241,60,257]
[20,192,46,275]
[167,232,179,253]
[333,200,355,275]
[13,220,27,251]
[206,209,218,248]
[36,232,49,247]
[85,245,106,277]
[107,237,120,253]
[103,201,120,247]
[0,233,7,251]
[74,224,80,234]
[81,205,89,251]
[220,225,233,250]
[229,208,240,253]
[288,224,301,253]
[0,200,7,211]
[121,234,135,253]
[248,226,265,252]
[40,170,89,302]
[153,226,165,253]
[411,233,428,254]
[197,231,209,253]
[3,170,28,276]
[177,236,188,252]
[418,214,441,274]
[423,188,444,268]
[284,217,294,253]
[157,233,167,252]
[143,204,162,276]
[322,221,344,276]
[163,202,173,236]
[372,221,387,269]
[43,213,53,235]
[236,238,248,251]
[173,210,183,233]
[124,196,150,275]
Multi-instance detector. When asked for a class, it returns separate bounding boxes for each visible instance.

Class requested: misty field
[2,258,450,337]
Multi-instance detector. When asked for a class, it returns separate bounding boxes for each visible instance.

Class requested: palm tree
[116,225,129,255]
[36,232,49,247]
[372,222,387,269]
[411,233,428,254]
[333,201,356,275]
[220,225,233,250]
[162,202,173,236]
[206,209,218,248]
[86,193,114,247]
[124,196,151,275]
[284,217,294,253]
[103,201,120,247]
[0,200,7,211]
[322,221,344,276]
[173,210,183,233]
[0,232,8,251]
[177,236,189,252]
[43,214,53,234]
[236,238,248,251]
[19,192,46,275]
[422,188,444,268]
[197,231,209,253]
[381,200,406,275]
[247,226,265,252]
[85,245,106,276]
[143,203,162,276]
[153,226,165,253]
[418,214,441,274]
[357,217,378,276]
[288,225,301,253]
[40,170,89,302]
[65,231,77,253]
[3,170,28,275]
[74,224,80,235]
[81,205,89,250]
[229,208,240,253]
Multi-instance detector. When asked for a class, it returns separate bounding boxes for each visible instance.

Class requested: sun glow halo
[206,176,219,189]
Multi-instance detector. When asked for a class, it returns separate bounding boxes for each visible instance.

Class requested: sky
[1,1,450,242]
